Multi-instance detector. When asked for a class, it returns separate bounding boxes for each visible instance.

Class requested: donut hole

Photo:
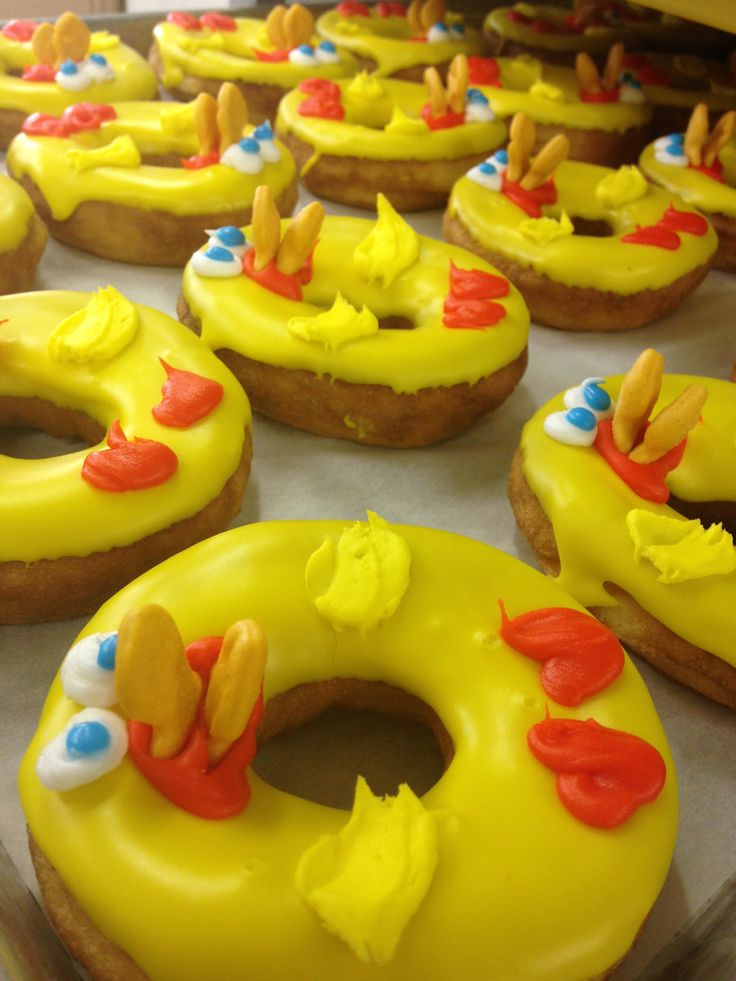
[0,395,105,459]
[253,678,453,810]
[568,216,616,238]
[378,314,415,330]
[669,495,736,538]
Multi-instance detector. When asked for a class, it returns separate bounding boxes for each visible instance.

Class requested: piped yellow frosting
[353,193,418,287]
[288,291,378,350]
[627,510,736,584]
[0,172,36,253]
[639,138,736,220]
[48,286,138,364]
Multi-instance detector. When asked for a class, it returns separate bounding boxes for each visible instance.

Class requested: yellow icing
[627,52,736,113]
[483,5,635,56]
[152,17,356,90]
[295,776,439,965]
[639,139,736,221]
[65,134,141,173]
[316,9,483,78]
[48,286,138,364]
[519,374,736,666]
[0,31,157,117]
[288,291,378,350]
[519,209,573,244]
[0,290,250,563]
[19,518,677,980]
[477,57,651,134]
[0,172,35,253]
[627,510,736,584]
[305,512,411,632]
[6,101,296,220]
[183,211,529,392]
[353,194,418,288]
[446,159,718,293]
[594,165,648,208]
[276,76,506,162]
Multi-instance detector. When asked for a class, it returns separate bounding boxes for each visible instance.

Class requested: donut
[638,104,736,273]
[0,172,47,294]
[443,112,717,331]
[275,56,507,210]
[179,188,529,447]
[0,13,157,149]
[20,514,676,980]
[6,83,298,267]
[316,0,483,80]
[149,6,356,124]
[509,348,736,709]
[0,287,251,624]
[465,45,652,167]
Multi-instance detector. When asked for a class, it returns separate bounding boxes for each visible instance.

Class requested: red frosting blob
[449,261,510,300]
[241,247,314,301]
[253,48,289,63]
[443,261,509,329]
[22,63,55,82]
[692,160,725,183]
[502,172,558,218]
[658,203,709,237]
[299,92,344,120]
[579,88,620,103]
[376,2,406,15]
[443,296,507,329]
[127,636,264,820]
[506,10,530,23]
[22,112,61,136]
[467,56,502,87]
[621,224,681,250]
[421,103,466,131]
[23,103,116,138]
[181,151,220,170]
[200,12,237,32]
[166,11,202,31]
[2,20,37,42]
[499,601,624,705]
[152,360,224,428]
[299,78,340,96]
[336,1,371,16]
[593,418,687,503]
[81,420,178,492]
[621,54,672,86]
[527,716,667,828]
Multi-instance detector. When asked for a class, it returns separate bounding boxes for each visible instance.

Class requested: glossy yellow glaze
[0,171,35,252]
[0,290,250,562]
[0,31,157,116]
[276,75,506,162]
[520,374,736,667]
[639,139,736,220]
[478,56,651,133]
[182,212,529,391]
[152,17,356,90]
[317,9,482,77]
[626,53,736,114]
[20,518,677,980]
[6,100,296,220]
[446,159,718,292]
[483,5,633,56]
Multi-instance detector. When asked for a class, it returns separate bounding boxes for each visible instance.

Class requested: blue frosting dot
[318,40,336,53]
[582,382,611,412]
[298,44,314,55]
[238,137,260,154]
[66,720,110,758]
[669,132,684,146]
[466,88,488,104]
[495,148,509,165]
[432,21,449,33]
[479,161,497,175]
[216,225,245,247]
[89,53,108,66]
[253,121,274,141]
[450,23,465,36]
[665,142,684,157]
[59,59,78,75]
[566,407,597,431]
[206,245,236,262]
[97,634,117,671]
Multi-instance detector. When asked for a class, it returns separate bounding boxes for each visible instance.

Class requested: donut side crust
[179,297,528,447]
[508,447,736,709]
[0,395,252,625]
[709,212,736,274]
[0,211,47,294]
[443,211,713,331]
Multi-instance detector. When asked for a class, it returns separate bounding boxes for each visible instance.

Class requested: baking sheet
[1,183,735,979]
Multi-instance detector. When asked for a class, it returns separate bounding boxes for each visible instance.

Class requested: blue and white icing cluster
[288,40,340,66]
[220,120,282,174]
[617,72,645,104]
[467,148,508,190]
[464,88,495,123]
[55,53,115,92]
[191,225,248,277]
[426,21,465,43]
[653,132,687,167]
[544,376,614,446]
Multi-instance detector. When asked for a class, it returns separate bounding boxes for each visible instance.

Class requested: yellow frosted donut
[0,14,157,149]
[509,353,736,709]
[20,515,676,981]
[274,66,507,211]
[316,1,483,80]
[179,191,529,447]
[444,115,718,330]
[150,7,356,123]
[0,172,47,294]
[0,288,251,624]
[6,86,298,267]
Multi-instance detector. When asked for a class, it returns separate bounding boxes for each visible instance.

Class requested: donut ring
[0,172,47,294]
[179,190,529,447]
[509,354,736,709]
[275,65,507,211]
[0,288,251,624]
[444,114,717,330]
[0,15,157,149]
[6,86,298,267]
[20,516,676,980]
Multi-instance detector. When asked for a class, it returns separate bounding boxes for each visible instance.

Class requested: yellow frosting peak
[288,292,378,350]
[295,775,439,966]
[88,31,120,52]
[519,209,573,244]
[627,510,736,584]
[353,194,419,288]
[48,286,138,364]
[528,79,565,103]
[160,102,196,134]
[344,72,393,128]
[595,165,648,208]
[305,511,411,632]
[347,71,387,101]
[384,104,427,135]
[66,134,141,174]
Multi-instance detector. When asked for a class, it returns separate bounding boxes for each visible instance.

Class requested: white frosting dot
[220,141,265,175]
[191,249,243,277]
[36,708,128,792]
[61,632,118,708]
[544,410,598,446]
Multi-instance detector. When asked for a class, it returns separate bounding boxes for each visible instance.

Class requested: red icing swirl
[421,104,466,131]
[443,262,509,329]
[501,172,558,218]
[621,224,681,250]
[658,203,709,237]
[241,247,315,301]
[166,11,202,31]
[579,88,620,103]
[498,602,624,705]
[23,103,116,138]
[467,56,502,87]
[200,12,236,32]
[182,151,220,170]
[692,160,725,184]
[336,1,371,16]
[127,636,263,820]
[593,418,686,503]
[376,2,406,15]
[81,420,178,492]
[22,64,55,82]
[152,360,224,428]
[2,20,38,42]
[298,79,344,120]
[527,716,667,828]
[254,49,289,63]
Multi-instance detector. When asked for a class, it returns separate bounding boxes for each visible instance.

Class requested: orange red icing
[152,361,224,429]
[81,420,178,493]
